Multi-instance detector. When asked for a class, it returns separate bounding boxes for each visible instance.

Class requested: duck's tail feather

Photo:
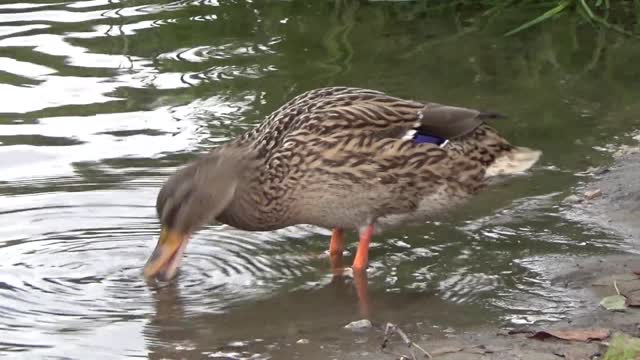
[485,146,541,178]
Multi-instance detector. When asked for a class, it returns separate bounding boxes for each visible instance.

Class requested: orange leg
[352,224,374,271]
[329,228,344,271]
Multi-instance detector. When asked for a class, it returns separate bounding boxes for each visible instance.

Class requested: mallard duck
[144,87,541,281]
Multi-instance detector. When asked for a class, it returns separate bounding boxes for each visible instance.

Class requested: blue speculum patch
[413,132,446,145]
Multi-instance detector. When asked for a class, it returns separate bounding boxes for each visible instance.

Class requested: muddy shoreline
[337,147,640,359]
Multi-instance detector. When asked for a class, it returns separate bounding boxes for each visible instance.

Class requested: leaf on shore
[529,328,610,342]
[600,295,627,311]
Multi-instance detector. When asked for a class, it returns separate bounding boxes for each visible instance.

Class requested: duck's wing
[239,87,503,158]
[292,87,504,141]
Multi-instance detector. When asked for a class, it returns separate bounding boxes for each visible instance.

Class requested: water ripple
[0,0,636,358]
[0,186,318,356]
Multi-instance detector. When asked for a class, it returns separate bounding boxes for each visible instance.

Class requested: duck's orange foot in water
[329,228,345,272]
[353,269,370,317]
[352,224,374,317]
[329,267,371,318]
[352,224,374,271]
[325,225,373,317]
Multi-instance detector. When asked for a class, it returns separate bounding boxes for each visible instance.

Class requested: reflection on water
[1,1,639,358]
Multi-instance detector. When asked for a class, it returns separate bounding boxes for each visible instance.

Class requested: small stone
[584,189,602,200]
[585,166,599,175]
[563,194,582,204]
[296,338,309,344]
[344,319,372,330]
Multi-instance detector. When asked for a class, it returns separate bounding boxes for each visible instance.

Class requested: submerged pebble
[344,319,372,330]
[563,194,582,204]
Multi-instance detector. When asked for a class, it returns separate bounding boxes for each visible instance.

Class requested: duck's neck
[214,152,289,231]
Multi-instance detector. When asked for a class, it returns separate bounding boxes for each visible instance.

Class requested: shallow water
[1,1,640,359]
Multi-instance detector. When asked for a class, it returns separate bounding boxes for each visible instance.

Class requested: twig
[411,343,432,358]
[381,323,432,359]
[614,280,620,296]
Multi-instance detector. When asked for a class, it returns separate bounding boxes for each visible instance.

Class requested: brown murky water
[1,1,640,359]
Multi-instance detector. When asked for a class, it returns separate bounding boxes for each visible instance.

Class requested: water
[1,1,639,358]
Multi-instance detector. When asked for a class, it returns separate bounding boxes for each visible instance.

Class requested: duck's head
[143,148,251,281]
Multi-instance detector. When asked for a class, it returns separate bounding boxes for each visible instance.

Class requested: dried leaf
[529,328,610,342]
[600,295,628,311]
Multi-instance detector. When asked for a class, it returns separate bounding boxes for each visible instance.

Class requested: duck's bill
[144,227,189,281]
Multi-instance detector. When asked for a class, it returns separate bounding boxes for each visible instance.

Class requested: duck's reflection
[144,268,491,359]
[144,282,199,360]
[330,268,370,318]
[143,272,373,359]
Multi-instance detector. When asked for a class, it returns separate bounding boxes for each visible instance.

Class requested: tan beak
[144,227,188,280]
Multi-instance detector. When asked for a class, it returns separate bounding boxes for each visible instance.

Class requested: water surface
[1,1,640,359]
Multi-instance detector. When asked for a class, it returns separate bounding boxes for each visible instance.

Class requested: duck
[143,87,541,281]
